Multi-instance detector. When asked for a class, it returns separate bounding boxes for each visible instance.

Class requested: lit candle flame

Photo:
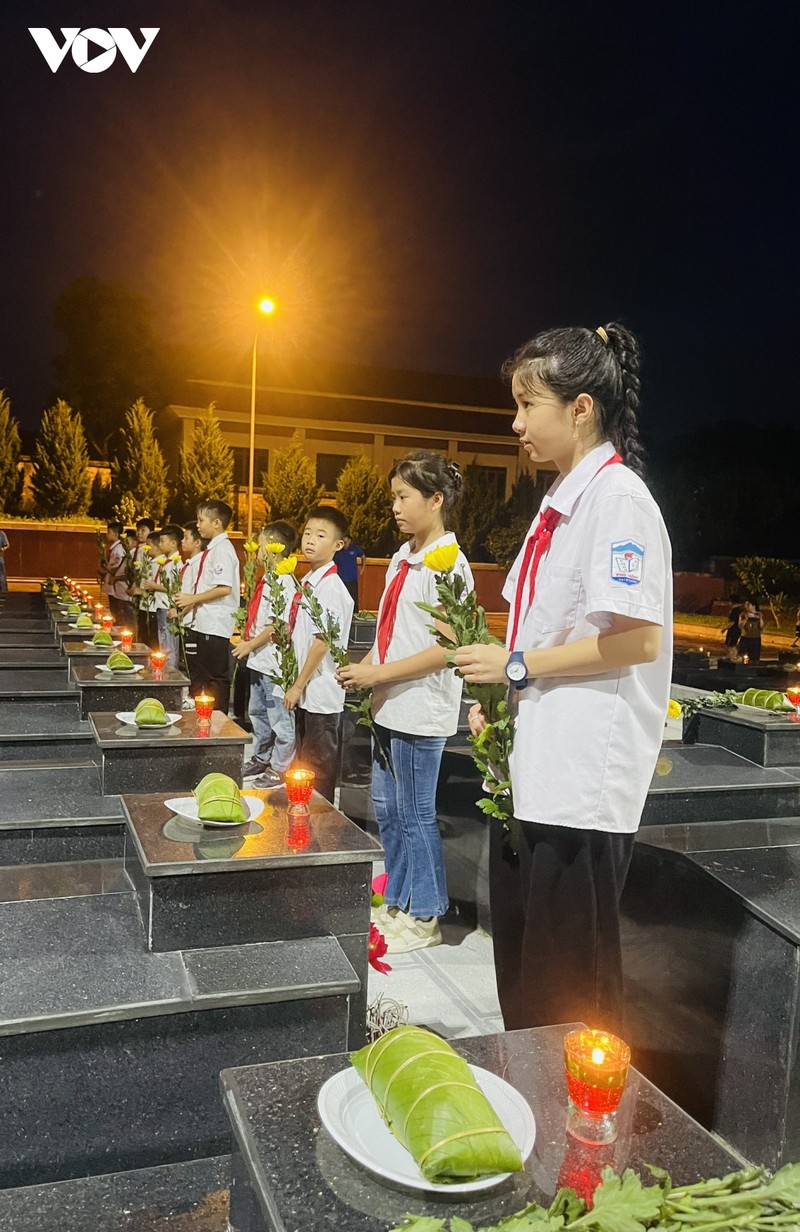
[591,1047,605,1065]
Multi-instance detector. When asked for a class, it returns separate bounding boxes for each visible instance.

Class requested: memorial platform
[71,663,189,718]
[0,703,94,764]
[64,641,151,678]
[90,709,248,794]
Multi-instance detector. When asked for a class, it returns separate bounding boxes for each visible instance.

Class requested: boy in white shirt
[284,506,354,805]
[232,521,299,786]
[101,521,135,628]
[138,524,183,669]
[174,500,240,715]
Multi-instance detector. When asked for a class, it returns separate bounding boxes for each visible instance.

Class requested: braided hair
[502,322,646,478]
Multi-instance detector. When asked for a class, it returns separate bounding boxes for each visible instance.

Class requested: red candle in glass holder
[94,603,104,620]
[285,768,315,810]
[563,1028,630,1145]
[786,686,800,722]
[119,628,133,651]
[287,814,312,850]
[151,649,167,678]
[102,613,115,632]
[194,694,214,722]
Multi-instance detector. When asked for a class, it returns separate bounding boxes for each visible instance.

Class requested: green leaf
[387,1219,447,1232]
[570,1167,662,1231]
[450,1219,476,1232]
[548,1187,585,1222]
[479,1207,562,1231]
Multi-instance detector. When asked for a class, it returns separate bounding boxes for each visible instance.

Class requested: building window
[232,448,269,487]
[316,453,348,492]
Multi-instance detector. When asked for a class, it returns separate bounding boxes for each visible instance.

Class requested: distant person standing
[724,593,744,660]
[101,521,134,626]
[738,600,764,662]
[0,529,8,592]
[334,535,365,610]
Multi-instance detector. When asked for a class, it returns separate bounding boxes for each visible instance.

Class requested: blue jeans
[248,667,296,772]
[156,608,180,670]
[371,723,448,919]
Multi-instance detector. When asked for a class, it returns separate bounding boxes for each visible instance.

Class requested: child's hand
[232,640,250,660]
[167,606,178,620]
[174,593,194,611]
[453,643,509,685]
[336,661,380,690]
[468,702,488,737]
[284,683,302,711]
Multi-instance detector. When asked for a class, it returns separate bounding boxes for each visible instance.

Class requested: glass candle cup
[563,1028,630,1145]
[287,813,312,850]
[102,614,115,633]
[119,628,133,651]
[285,768,315,814]
[194,694,214,726]
[150,650,167,678]
[786,686,800,723]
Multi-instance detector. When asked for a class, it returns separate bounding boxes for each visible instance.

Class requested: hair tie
[595,326,609,345]
[447,461,463,490]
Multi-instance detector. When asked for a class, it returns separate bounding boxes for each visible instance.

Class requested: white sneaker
[385,915,442,954]
[370,902,398,928]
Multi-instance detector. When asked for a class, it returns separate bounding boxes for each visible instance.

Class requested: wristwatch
[505,650,528,691]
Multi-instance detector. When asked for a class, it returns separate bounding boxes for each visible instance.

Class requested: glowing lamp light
[150,649,167,679]
[102,613,115,633]
[258,297,276,315]
[119,628,133,651]
[285,768,315,814]
[564,1028,630,1146]
[194,694,214,723]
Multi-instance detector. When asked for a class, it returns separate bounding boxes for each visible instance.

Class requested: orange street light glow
[258,297,275,314]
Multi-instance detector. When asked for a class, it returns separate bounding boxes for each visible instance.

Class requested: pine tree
[454,460,502,562]
[263,434,323,530]
[114,398,170,522]
[177,403,234,516]
[0,390,22,514]
[31,399,91,517]
[336,452,395,556]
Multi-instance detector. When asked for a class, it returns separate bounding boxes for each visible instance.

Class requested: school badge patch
[610,540,644,586]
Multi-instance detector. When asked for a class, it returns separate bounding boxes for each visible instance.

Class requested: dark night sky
[1,0,797,438]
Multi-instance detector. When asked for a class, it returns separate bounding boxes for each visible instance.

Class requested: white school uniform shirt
[152,558,180,611]
[191,532,240,639]
[102,540,128,601]
[371,531,474,738]
[179,554,201,627]
[247,573,297,675]
[504,441,672,834]
[291,564,354,715]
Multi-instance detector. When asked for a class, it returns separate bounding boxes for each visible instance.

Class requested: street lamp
[247,298,276,539]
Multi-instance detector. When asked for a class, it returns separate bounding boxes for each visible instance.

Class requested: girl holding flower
[337,451,473,954]
[454,323,672,1035]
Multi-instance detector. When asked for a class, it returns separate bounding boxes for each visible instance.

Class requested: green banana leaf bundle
[134,697,168,726]
[66,604,81,616]
[351,1026,522,1182]
[735,688,795,712]
[75,613,95,629]
[91,629,114,645]
[106,651,134,671]
[193,773,247,823]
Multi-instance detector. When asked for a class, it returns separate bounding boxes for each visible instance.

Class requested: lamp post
[247,297,276,540]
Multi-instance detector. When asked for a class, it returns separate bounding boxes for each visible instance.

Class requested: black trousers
[489,820,634,1035]
[136,609,160,651]
[343,578,359,610]
[296,708,340,805]
[191,632,232,715]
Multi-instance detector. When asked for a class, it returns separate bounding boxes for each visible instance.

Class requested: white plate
[94,665,144,676]
[116,712,182,727]
[317,1064,535,1195]
[69,622,100,631]
[85,639,121,648]
[164,795,265,826]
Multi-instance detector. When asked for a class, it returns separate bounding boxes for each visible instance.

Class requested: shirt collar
[305,561,335,585]
[206,532,229,549]
[543,441,617,518]
[402,530,457,566]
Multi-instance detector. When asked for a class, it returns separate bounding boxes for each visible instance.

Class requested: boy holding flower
[233,522,299,786]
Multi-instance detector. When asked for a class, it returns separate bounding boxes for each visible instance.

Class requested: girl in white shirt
[337,451,473,954]
[455,323,672,1035]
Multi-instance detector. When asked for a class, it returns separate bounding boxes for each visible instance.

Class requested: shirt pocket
[531,565,583,634]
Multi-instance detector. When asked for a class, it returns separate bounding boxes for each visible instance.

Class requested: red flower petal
[368,923,391,973]
[372,872,389,896]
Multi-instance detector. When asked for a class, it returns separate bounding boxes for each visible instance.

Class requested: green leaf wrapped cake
[735,688,795,712]
[67,603,81,615]
[350,1026,523,1182]
[106,651,134,671]
[75,613,95,629]
[134,697,168,726]
[193,772,247,823]
[92,629,114,646]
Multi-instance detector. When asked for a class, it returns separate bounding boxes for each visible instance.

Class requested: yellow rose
[265,541,286,555]
[667,699,682,719]
[275,554,298,576]
[243,540,259,553]
[422,543,460,573]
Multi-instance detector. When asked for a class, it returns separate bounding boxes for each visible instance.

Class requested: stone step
[0,669,74,698]
[0,633,58,647]
[672,683,800,767]
[0,704,95,763]
[0,764,124,866]
[0,1154,230,1231]
[0,650,65,668]
[0,878,360,1187]
[642,743,800,825]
